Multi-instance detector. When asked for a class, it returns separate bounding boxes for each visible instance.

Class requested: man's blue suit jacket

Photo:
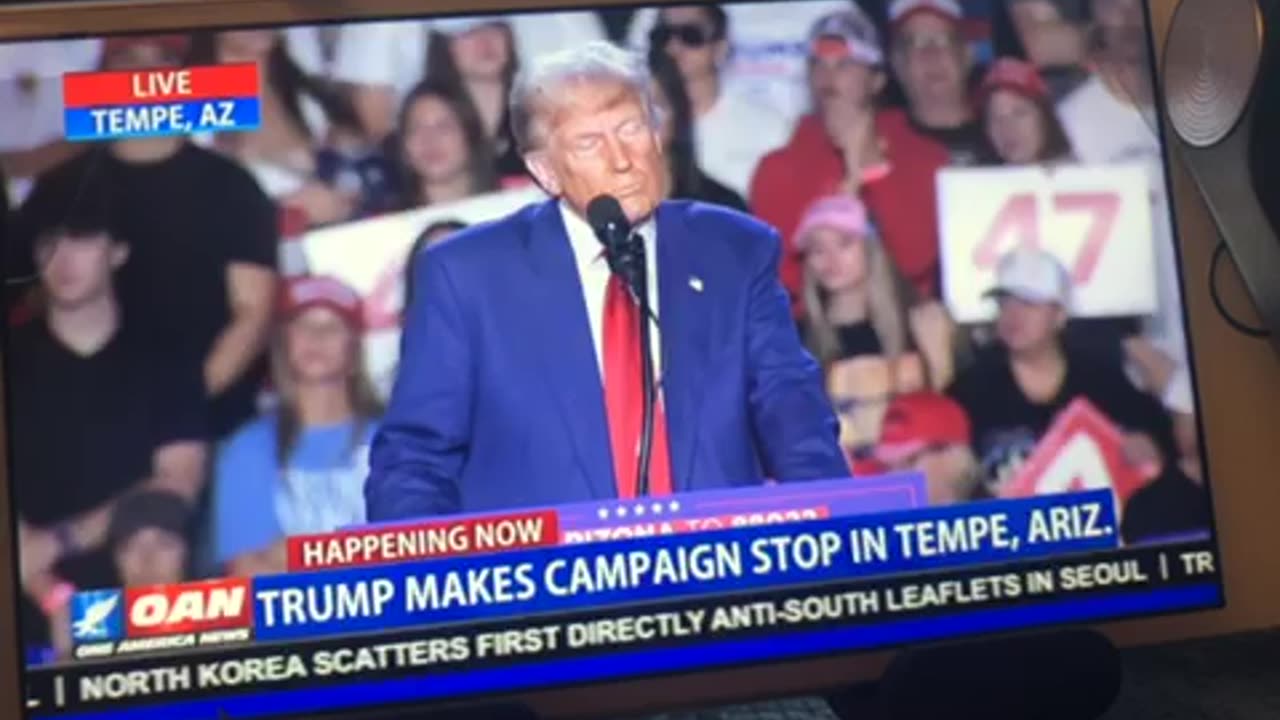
[365,199,850,520]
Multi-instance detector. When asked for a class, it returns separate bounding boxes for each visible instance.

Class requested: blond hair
[801,229,911,367]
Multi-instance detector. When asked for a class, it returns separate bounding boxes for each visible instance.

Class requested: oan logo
[70,590,123,643]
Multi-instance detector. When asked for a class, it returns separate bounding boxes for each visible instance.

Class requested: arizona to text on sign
[62,63,259,107]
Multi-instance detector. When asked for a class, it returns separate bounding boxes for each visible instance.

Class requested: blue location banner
[251,491,1120,642]
[64,97,262,142]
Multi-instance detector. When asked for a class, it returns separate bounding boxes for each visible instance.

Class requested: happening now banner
[249,490,1122,643]
[937,164,1157,324]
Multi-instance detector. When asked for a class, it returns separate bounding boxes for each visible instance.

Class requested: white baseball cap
[809,9,884,67]
[983,247,1072,308]
[888,0,964,26]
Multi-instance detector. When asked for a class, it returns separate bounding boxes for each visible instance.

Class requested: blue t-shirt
[212,414,379,565]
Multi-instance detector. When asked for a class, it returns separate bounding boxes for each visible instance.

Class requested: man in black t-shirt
[10,35,279,438]
[886,0,987,165]
[10,180,208,657]
[948,247,1208,544]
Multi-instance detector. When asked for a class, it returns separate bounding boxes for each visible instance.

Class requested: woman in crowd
[424,18,525,181]
[796,193,959,460]
[977,58,1075,166]
[190,30,393,225]
[795,194,914,367]
[798,197,907,366]
[394,81,500,211]
[648,52,748,210]
[211,276,383,577]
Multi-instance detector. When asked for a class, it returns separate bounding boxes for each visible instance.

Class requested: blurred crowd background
[0,0,1210,662]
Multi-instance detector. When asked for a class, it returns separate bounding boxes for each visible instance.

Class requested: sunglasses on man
[651,23,717,48]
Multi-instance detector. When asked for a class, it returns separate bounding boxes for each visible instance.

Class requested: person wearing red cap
[977,57,1074,165]
[212,275,384,577]
[886,0,986,164]
[873,391,981,505]
[11,34,281,440]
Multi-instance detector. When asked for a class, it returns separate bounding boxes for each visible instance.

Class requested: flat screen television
[0,0,1223,717]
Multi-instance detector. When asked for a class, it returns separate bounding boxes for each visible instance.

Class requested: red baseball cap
[875,392,971,465]
[102,35,191,62]
[279,275,363,330]
[888,0,963,28]
[977,58,1050,105]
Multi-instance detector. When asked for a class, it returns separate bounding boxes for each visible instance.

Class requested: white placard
[937,164,1157,324]
[302,186,547,399]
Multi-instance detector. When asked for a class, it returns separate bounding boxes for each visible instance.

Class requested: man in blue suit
[366,41,849,520]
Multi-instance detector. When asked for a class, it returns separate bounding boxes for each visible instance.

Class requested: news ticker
[65,490,1124,656]
[62,64,261,142]
[26,540,1222,716]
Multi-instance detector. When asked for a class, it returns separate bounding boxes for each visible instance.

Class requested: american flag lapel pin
[689,275,704,292]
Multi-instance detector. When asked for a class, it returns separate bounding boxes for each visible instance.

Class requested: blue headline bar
[64,98,261,142]
[251,491,1120,642]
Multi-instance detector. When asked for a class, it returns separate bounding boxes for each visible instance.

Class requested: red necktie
[602,273,673,498]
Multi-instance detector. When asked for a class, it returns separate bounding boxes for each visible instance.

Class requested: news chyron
[61,64,261,141]
[37,486,1224,718]
[69,579,253,660]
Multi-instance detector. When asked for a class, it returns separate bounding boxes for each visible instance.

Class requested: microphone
[586,194,656,498]
[586,195,639,290]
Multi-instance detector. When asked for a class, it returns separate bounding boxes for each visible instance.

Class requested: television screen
[1,0,1222,717]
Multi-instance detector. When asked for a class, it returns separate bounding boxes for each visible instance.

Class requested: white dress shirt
[559,202,662,383]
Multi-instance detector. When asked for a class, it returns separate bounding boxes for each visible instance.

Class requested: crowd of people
[0,0,1209,661]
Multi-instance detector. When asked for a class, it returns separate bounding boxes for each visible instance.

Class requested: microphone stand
[622,234,656,498]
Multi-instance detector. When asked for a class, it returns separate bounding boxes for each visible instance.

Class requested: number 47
[972,191,1121,284]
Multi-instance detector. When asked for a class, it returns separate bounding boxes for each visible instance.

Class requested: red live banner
[287,509,560,571]
[63,63,259,107]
